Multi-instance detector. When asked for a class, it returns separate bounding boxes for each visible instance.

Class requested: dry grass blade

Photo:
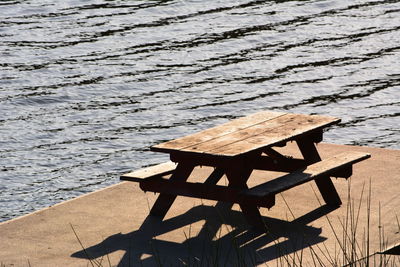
[70,223,99,267]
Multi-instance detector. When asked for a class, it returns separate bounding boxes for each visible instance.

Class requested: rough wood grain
[151,111,340,158]
[120,161,176,182]
[151,110,285,153]
[243,151,370,198]
[210,113,339,156]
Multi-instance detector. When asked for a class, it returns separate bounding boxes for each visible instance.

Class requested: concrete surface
[1,143,399,266]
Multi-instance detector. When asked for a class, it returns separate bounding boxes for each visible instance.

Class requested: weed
[73,179,398,266]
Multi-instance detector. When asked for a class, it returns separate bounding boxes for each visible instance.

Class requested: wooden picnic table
[122,110,370,230]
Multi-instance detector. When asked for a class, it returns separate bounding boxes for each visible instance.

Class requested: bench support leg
[225,160,266,231]
[149,162,195,219]
[296,138,342,206]
[149,164,225,219]
[205,167,225,185]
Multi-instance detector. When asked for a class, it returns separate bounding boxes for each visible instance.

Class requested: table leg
[149,162,195,219]
[204,167,225,185]
[296,138,342,206]
[225,162,266,230]
[195,167,233,239]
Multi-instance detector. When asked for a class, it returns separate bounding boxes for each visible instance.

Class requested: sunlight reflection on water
[0,0,399,222]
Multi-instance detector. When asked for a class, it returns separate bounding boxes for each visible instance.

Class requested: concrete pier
[1,143,399,266]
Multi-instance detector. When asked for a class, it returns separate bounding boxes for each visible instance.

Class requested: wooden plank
[303,151,370,177]
[151,111,285,153]
[181,113,298,154]
[243,151,370,199]
[200,113,340,156]
[120,161,176,182]
[139,177,275,208]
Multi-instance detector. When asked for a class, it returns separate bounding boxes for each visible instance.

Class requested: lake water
[1,0,399,222]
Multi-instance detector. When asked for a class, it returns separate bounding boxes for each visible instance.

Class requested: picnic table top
[151,111,340,157]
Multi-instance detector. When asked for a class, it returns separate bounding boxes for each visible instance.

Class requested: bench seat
[121,151,370,209]
[120,161,176,182]
[120,161,275,208]
[242,151,370,203]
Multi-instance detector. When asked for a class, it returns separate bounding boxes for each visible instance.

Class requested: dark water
[0,0,399,222]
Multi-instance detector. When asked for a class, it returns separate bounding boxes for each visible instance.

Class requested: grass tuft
[72,179,398,266]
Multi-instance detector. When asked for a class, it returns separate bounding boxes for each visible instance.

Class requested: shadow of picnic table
[71,203,337,266]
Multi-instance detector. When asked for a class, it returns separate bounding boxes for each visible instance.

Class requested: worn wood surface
[152,111,284,152]
[151,111,340,157]
[120,161,176,182]
[125,111,360,229]
[244,151,371,199]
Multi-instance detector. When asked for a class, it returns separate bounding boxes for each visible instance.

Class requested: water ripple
[1,0,399,222]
